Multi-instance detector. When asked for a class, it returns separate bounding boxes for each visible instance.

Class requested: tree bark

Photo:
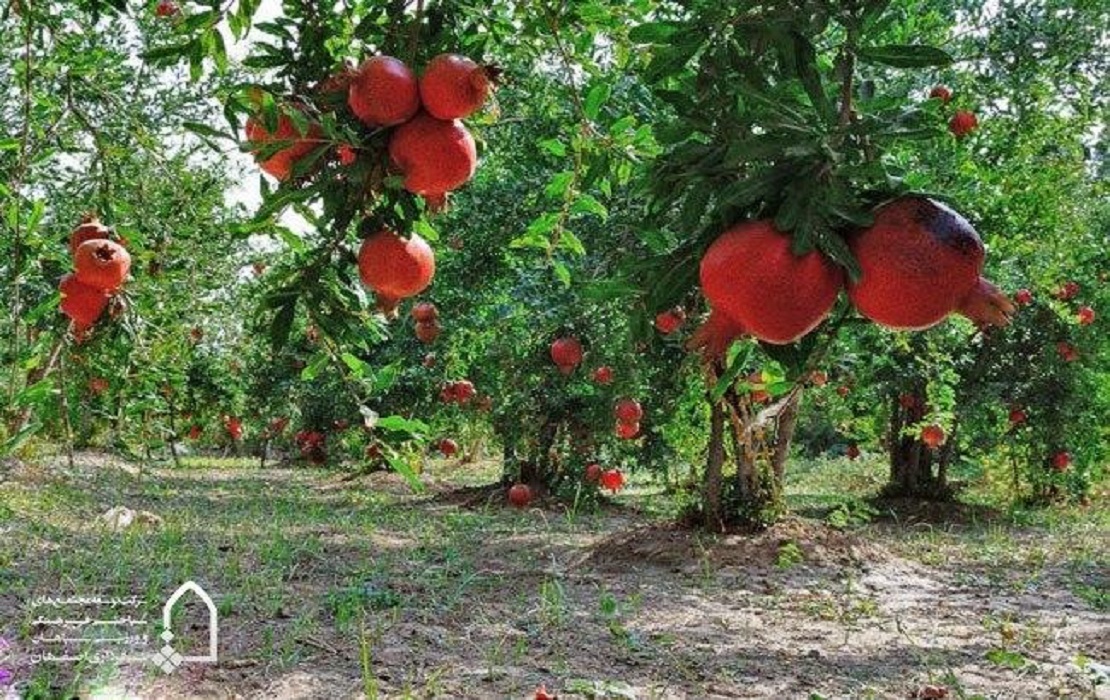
[702,402,726,532]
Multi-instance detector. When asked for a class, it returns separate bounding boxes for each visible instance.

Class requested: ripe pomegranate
[700,220,843,344]
[591,365,613,384]
[599,469,625,493]
[89,377,109,395]
[337,144,357,166]
[1008,407,1027,425]
[810,370,828,387]
[836,385,850,398]
[438,438,458,457]
[1077,306,1095,326]
[74,240,131,293]
[1051,451,1071,472]
[1013,288,1033,306]
[245,111,323,181]
[615,421,640,439]
[415,319,441,344]
[949,110,978,137]
[225,416,243,441]
[411,302,438,322]
[614,398,643,423]
[388,112,477,198]
[69,214,111,255]
[440,379,476,404]
[1055,281,1080,300]
[921,424,946,449]
[847,197,1013,330]
[507,483,532,509]
[928,85,952,104]
[899,393,919,410]
[419,54,493,120]
[846,444,861,460]
[1056,341,1079,362]
[155,0,178,17]
[348,56,420,127]
[357,229,435,306]
[188,424,202,440]
[654,307,686,335]
[584,463,602,483]
[59,273,108,329]
[550,336,583,374]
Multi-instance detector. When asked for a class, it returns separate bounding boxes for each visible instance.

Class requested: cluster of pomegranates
[1011,281,1094,363]
[613,398,642,440]
[59,214,132,342]
[690,196,1015,356]
[584,462,626,493]
[929,85,978,138]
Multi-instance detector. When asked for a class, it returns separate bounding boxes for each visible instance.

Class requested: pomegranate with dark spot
[699,220,843,344]
[847,197,1013,330]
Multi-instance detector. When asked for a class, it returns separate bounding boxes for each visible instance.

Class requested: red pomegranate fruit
[337,144,357,166]
[357,229,435,307]
[155,0,178,17]
[847,197,1013,330]
[1051,451,1071,472]
[74,239,131,293]
[1077,306,1095,326]
[837,385,850,397]
[591,365,613,384]
[411,302,438,322]
[1055,281,1080,300]
[1008,407,1027,425]
[846,444,861,460]
[686,309,750,359]
[59,273,109,329]
[949,110,978,137]
[245,111,323,181]
[655,307,686,335]
[615,421,640,440]
[188,424,202,440]
[899,393,919,410]
[438,438,458,457]
[388,112,477,198]
[69,214,111,255]
[550,336,583,374]
[928,85,952,104]
[614,398,643,423]
[921,424,946,449]
[599,469,625,493]
[700,220,843,344]
[415,320,440,344]
[89,377,109,395]
[348,56,420,127]
[1056,341,1079,362]
[507,483,532,509]
[1013,288,1033,306]
[584,463,602,483]
[419,54,493,120]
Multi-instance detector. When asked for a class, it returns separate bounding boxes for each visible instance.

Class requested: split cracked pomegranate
[847,197,1014,330]
[74,239,131,293]
[69,214,111,255]
[348,56,420,127]
[357,229,435,307]
[389,112,477,199]
[550,336,583,374]
[245,111,323,181]
[699,220,843,345]
[419,54,492,120]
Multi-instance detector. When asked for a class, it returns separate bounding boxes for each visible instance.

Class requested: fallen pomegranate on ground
[550,336,583,374]
[507,483,532,509]
[600,469,625,493]
[697,220,843,345]
[438,438,458,457]
[847,197,1013,330]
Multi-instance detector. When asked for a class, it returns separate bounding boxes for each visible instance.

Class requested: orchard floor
[1,452,1107,699]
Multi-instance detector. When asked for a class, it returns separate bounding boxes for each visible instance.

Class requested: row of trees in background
[1,0,1106,529]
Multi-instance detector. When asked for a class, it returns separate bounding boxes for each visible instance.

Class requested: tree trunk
[702,402,726,531]
[770,389,802,495]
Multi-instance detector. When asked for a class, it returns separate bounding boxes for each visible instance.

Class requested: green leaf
[270,299,296,350]
[628,21,680,44]
[552,259,572,286]
[712,344,755,402]
[341,352,372,379]
[183,122,233,141]
[570,193,608,220]
[537,138,567,157]
[300,353,329,381]
[584,83,611,120]
[857,45,953,68]
[545,171,575,199]
[386,455,424,492]
[376,415,429,434]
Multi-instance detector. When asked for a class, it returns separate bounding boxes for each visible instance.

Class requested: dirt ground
[0,453,1107,699]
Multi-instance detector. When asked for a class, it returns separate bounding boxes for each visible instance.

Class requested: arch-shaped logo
[150,581,218,673]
